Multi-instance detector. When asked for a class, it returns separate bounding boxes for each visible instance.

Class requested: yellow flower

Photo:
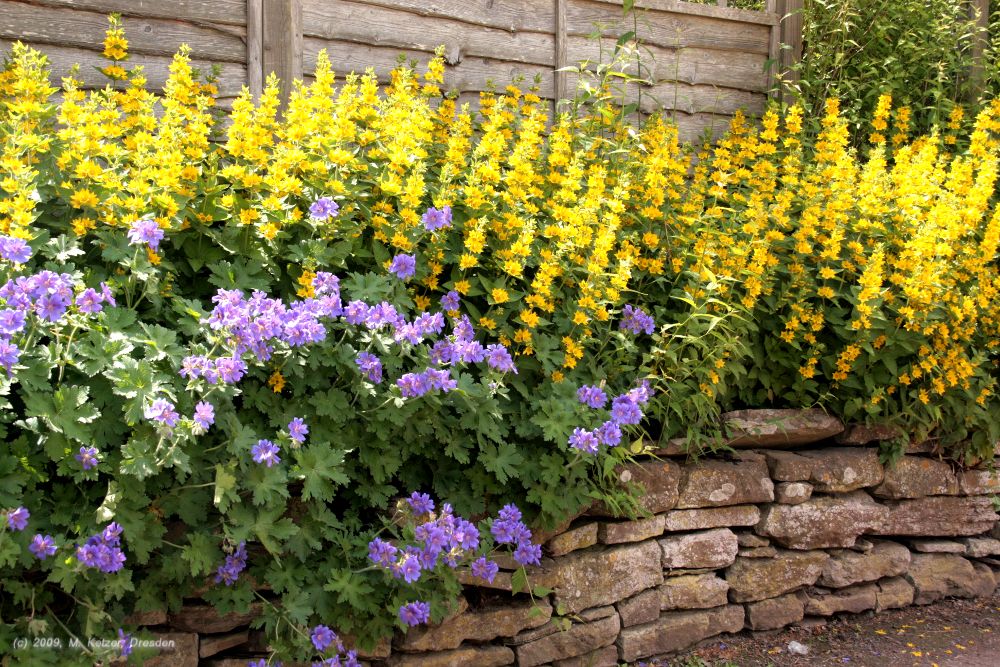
[491,288,509,303]
[268,370,286,393]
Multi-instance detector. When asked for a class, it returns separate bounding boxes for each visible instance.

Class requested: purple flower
[610,394,643,426]
[407,491,435,515]
[485,344,517,373]
[75,288,104,314]
[498,504,522,523]
[287,417,308,443]
[118,629,132,658]
[311,625,337,653]
[145,398,180,428]
[193,401,215,430]
[215,541,248,585]
[29,534,57,560]
[620,304,655,335]
[441,290,460,311]
[251,439,281,467]
[355,351,383,384]
[36,293,70,321]
[367,537,398,567]
[0,340,20,376]
[0,308,25,335]
[470,557,499,583]
[596,420,622,447]
[389,254,416,281]
[6,506,28,531]
[396,547,423,583]
[421,205,452,231]
[513,541,542,566]
[309,197,340,220]
[0,236,31,264]
[76,524,126,573]
[100,282,116,307]
[568,427,600,454]
[398,601,431,626]
[127,217,165,250]
[576,385,607,409]
[76,446,100,470]
[627,380,653,405]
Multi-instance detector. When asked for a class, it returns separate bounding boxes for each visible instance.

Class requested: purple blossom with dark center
[100,282,116,307]
[75,288,104,314]
[215,541,248,586]
[355,351,383,383]
[396,368,457,397]
[312,271,341,297]
[251,439,281,467]
[627,380,653,405]
[215,357,248,384]
[620,304,655,335]
[513,541,542,566]
[145,398,180,428]
[389,254,416,281]
[193,401,215,430]
[453,315,475,343]
[76,523,126,573]
[287,417,308,443]
[343,300,370,325]
[36,293,70,321]
[0,236,31,264]
[0,308,25,335]
[6,507,29,531]
[421,205,452,231]
[470,557,499,583]
[311,625,337,653]
[596,420,622,447]
[76,446,100,470]
[0,340,20,376]
[309,197,340,220]
[118,629,133,658]
[498,504,521,523]
[127,217,165,250]
[395,547,423,583]
[398,601,431,626]
[367,537,398,567]
[568,427,600,454]
[576,385,607,409]
[407,491,434,515]
[610,394,643,426]
[441,290,460,311]
[485,344,517,373]
[29,534,57,560]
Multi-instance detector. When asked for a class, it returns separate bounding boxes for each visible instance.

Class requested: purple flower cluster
[145,398,180,428]
[399,601,431,627]
[568,381,653,454]
[0,235,31,264]
[288,417,308,443]
[421,205,452,231]
[407,491,434,515]
[127,217,165,250]
[193,401,215,430]
[396,367,457,397]
[309,197,340,220]
[29,534,57,560]
[5,506,28,531]
[252,439,281,467]
[368,504,481,583]
[355,351,383,383]
[470,556,500,583]
[440,290,460,311]
[76,446,100,470]
[490,504,541,566]
[620,304,655,335]
[215,541,248,586]
[76,522,126,573]
[118,629,133,658]
[389,253,416,281]
[308,624,360,665]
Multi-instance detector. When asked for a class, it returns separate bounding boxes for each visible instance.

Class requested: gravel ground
[659,595,1000,667]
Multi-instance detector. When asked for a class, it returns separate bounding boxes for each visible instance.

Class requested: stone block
[910,539,965,553]
[874,496,999,536]
[726,550,829,603]
[515,613,620,667]
[745,591,806,630]
[199,631,249,658]
[736,533,770,548]
[660,528,738,570]
[616,588,661,627]
[552,645,620,667]
[804,583,878,616]
[835,424,902,446]
[675,453,774,509]
[389,644,514,667]
[875,576,915,611]
[739,547,777,558]
[756,491,888,549]
[598,515,664,545]
[958,469,1000,495]
[546,523,599,557]
[797,448,884,492]
[616,605,744,662]
[760,450,812,481]
[722,408,844,447]
[906,553,981,604]
[589,461,680,515]
[144,632,199,667]
[971,561,998,597]
[774,482,813,505]
[818,539,911,588]
[660,574,729,610]
[961,537,1000,558]
[872,456,959,499]
[167,604,261,634]
[662,505,761,532]
[400,599,551,651]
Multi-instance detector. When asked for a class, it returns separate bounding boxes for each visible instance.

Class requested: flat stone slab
[515,613,620,667]
[746,591,806,630]
[876,576,915,611]
[756,491,888,549]
[874,496,999,536]
[590,461,681,515]
[723,408,844,447]
[818,539,911,588]
[598,515,664,545]
[616,605,744,662]
[726,550,830,602]
[872,456,959,499]
[775,481,813,505]
[546,522,599,557]
[659,574,730,611]
[660,528,738,570]
[400,599,551,651]
[805,583,878,616]
[675,453,774,509]
[906,553,981,604]
[663,505,761,532]
[910,539,966,553]
[389,645,515,667]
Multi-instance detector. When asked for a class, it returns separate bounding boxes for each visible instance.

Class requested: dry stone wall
[141,409,1000,666]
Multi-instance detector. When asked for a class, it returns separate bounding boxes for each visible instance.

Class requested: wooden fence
[0,0,793,141]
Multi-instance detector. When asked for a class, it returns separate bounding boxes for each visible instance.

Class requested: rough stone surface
[874,496,999,536]
[723,408,844,447]
[389,645,514,667]
[341,634,392,660]
[660,528,739,570]
[875,576,915,611]
[598,515,664,545]
[675,454,774,509]
[534,541,663,614]
[906,553,981,604]
[168,605,261,634]
[144,632,199,667]
[726,550,830,602]
[959,469,1000,495]
[663,505,761,532]
[737,533,770,548]
[756,491,888,549]
[872,456,959,499]
[775,482,813,505]
[456,568,514,591]
[971,562,998,598]
[617,588,661,628]
[818,540,911,588]
[515,613,620,667]
[400,599,551,651]
[745,592,806,630]
[590,461,681,515]
[125,609,168,626]
[910,539,966,553]
[961,537,1000,557]
[199,631,249,658]
[616,605,744,662]
[804,583,878,616]
[760,450,814,481]
[835,424,902,445]
[739,547,778,558]
[660,574,730,610]
[797,448,884,492]
[552,645,620,667]
[546,522,599,557]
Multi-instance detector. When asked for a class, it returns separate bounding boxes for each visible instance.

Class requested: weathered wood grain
[247,0,263,96]
[327,0,557,34]
[567,0,771,54]
[262,0,302,104]
[601,0,777,26]
[776,0,802,99]
[0,0,247,62]
[0,39,247,95]
[301,0,555,66]
[555,0,568,103]
[14,0,247,25]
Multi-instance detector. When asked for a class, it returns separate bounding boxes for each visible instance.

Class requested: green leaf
[181,533,219,577]
[479,442,523,484]
[214,463,239,510]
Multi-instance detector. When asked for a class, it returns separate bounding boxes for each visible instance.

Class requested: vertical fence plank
[970,0,990,96]
[247,0,263,98]
[554,0,568,108]
[776,0,803,102]
[262,0,302,106]
[766,0,780,99]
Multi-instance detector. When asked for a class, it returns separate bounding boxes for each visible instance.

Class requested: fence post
[262,0,302,107]
[554,0,568,109]
[776,0,803,103]
[970,0,990,97]
[247,0,264,98]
